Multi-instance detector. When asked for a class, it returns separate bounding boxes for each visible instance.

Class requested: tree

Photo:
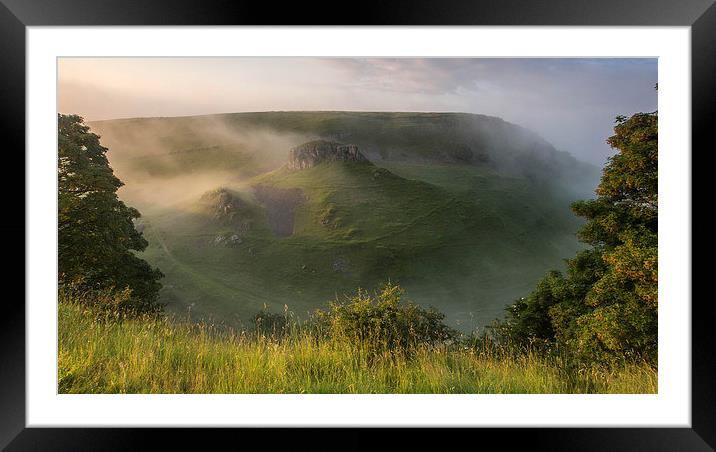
[495,108,658,366]
[566,110,658,364]
[58,114,163,314]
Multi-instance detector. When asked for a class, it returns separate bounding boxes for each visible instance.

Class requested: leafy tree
[58,114,163,314]
[494,108,658,366]
[492,270,567,347]
[566,111,658,364]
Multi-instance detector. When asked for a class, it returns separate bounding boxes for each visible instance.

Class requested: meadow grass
[58,301,657,394]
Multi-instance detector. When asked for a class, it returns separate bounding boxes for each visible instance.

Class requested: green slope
[138,160,583,330]
[87,111,594,330]
[89,111,599,198]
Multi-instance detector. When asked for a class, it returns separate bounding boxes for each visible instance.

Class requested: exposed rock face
[199,188,252,235]
[199,188,244,223]
[287,140,369,170]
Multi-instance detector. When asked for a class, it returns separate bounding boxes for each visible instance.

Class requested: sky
[58,57,657,165]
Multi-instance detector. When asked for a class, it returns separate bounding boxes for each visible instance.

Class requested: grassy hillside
[137,160,582,329]
[129,144,264,179]
[58,301,657,394]
[90,111,599,194]
[87,112,597,330]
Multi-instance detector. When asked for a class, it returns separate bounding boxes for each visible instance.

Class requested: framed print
[2,0,712,449]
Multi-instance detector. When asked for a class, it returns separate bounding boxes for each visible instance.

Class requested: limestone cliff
[287,140,369,170]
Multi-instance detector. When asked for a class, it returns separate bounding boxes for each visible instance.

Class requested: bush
[311,282,457,356]
[252,306,291,338]
[490,270,565,348]
[59,282,162,320]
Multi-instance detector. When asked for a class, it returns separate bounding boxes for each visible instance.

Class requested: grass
[88,111,597,331]
[90,111,599,192]
[128,144,265,178]
[67,112,652,394]
[137,161,584,330]
[58,301,657,394]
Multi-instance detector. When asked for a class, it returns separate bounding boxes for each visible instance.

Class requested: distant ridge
[89,110,600,199]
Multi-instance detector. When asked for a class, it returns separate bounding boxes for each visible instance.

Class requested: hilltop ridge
[88,111,600,198]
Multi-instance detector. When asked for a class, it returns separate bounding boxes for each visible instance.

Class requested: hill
[90,111,598,196]
[88,112,598,330]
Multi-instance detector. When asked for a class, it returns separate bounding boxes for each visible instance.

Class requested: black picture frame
[2,0,711,449]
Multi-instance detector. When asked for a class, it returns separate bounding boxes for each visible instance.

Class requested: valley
[89,111,597,330]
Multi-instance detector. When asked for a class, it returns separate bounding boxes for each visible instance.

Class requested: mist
[89,116,314,211]
[61,57,657,166]
[75,110,605,332]
[89,110,603,215]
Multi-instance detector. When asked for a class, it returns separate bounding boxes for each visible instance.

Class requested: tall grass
[58,300,656,394]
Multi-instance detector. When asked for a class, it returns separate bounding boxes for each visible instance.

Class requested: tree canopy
[494,109,658,366]
[58,114,163,314]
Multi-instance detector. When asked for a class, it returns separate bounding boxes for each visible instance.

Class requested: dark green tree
[565,110,658,364]
[495,108,658,366]
[58,114,163,314]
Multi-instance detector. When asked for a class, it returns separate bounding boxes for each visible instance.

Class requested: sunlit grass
[58,301,657,394]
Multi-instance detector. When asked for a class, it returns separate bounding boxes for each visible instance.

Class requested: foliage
[58,295,657,394]
[252,306,291,338]
[311,282,457,356]
[490,270,567,347]
[494,109,658,366]
[58,114,163,314]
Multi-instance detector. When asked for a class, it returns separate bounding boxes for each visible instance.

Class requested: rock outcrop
[199,188,252,233]
[200,188,242,220]
[287,140,369,170]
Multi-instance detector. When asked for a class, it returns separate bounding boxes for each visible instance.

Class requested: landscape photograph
[57,57,658,394]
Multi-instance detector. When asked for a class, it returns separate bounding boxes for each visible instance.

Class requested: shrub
[311,282,457,356]
[59,282,162,320]
[252,306,291,338]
